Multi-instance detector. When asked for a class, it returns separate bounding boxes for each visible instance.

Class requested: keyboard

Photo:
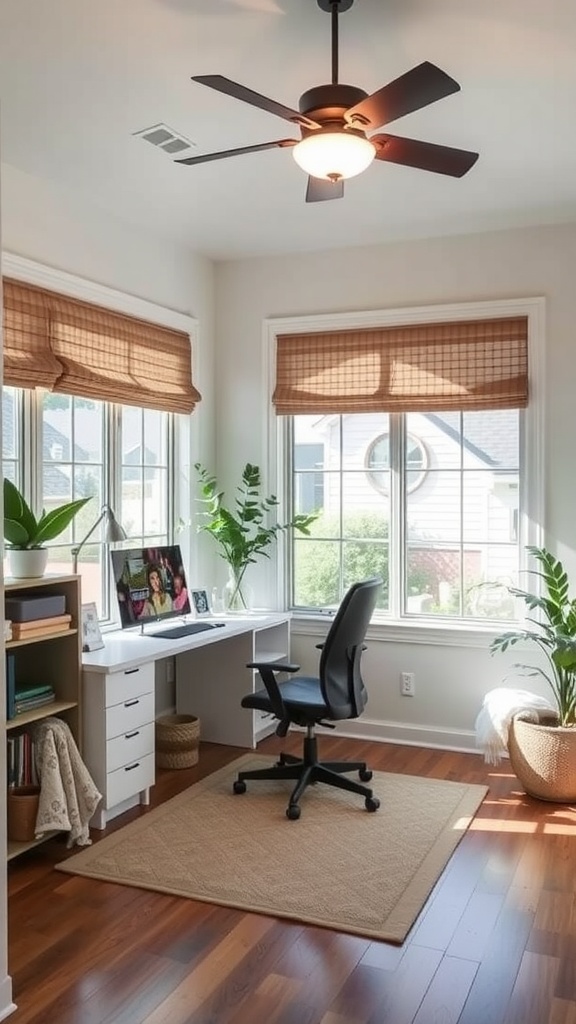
[148,621,225,640]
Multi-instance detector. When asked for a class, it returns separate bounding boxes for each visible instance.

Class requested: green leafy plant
[491,546,576,726]
[3,478,91,549]
[194,462,317,609]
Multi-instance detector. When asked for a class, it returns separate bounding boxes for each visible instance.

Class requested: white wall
[214,222,576,748]
[0,162,218,1013]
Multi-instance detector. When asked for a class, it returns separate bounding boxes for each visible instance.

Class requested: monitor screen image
[111,545,191,628]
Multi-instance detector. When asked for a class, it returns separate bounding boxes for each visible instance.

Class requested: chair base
[234,733,380,818]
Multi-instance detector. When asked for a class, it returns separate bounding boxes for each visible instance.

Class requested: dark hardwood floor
[6,734,576,1024]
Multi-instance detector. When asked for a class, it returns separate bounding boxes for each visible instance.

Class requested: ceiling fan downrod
[317,0,354,86]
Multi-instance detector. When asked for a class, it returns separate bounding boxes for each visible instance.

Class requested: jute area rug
[57,755,487,944]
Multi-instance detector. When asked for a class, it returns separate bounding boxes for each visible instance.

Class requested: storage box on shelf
[4,573,82,860]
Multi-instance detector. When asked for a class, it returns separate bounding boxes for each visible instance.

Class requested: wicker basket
[508,717,576,802]
[155,714,200,769]
[7,785,41,842]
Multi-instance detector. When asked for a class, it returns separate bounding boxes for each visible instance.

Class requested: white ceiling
[1,0,575,261]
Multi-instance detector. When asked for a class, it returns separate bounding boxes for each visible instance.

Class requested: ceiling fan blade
[306,177,345,203]
[372,134,479,177]
[192,75,319,129]
[176,138,297,166]
[345,62,460,131]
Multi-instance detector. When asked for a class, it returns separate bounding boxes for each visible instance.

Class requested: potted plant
[3,478,91,578]
[491,545,576,800]
[194,462,317,611]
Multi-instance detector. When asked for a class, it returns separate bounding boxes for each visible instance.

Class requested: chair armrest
[247,661,298,722]
[247,660,300,673]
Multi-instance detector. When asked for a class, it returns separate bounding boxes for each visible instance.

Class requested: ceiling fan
[176,0,479,202]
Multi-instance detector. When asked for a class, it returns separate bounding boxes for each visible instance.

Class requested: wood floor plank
[412,954,478,1024]
[503,951,560,1024]
[6,738,576,1024]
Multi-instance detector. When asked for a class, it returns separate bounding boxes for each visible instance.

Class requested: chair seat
[241,675,327,719]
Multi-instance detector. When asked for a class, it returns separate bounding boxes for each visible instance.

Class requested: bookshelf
[4,573,82,860]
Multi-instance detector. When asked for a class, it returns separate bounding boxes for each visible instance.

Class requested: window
[268,298,544,625]
[2,387,174,622]
[1,256,200,624]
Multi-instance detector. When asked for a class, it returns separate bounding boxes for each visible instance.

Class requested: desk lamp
[72,504,126,575]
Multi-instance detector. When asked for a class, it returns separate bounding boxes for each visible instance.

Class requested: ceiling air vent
[133,123,196,157]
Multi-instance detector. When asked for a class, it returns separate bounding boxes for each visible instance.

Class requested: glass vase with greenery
[194,462,317,611]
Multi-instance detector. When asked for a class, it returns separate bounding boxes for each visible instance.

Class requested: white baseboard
[314,717,485,756]
[0,975,15,1021]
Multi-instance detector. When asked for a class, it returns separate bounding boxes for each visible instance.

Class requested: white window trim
[263,296,545,641]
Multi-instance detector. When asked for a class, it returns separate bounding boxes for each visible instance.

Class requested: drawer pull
[125,730,140,739]
[124,667,140,675]
[124,698,140,708]
[125,762,140,772]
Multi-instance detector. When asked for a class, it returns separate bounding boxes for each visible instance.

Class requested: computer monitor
[111,544,191,629]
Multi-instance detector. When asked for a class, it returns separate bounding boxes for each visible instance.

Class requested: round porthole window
[366,433,428,494]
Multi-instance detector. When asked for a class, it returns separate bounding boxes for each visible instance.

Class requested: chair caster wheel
[233,780,246,794]
[365,796,380,812]
[286,804,301,820]
[359,768,373,782]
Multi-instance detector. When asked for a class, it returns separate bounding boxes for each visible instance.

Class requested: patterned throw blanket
[31,717,102,847]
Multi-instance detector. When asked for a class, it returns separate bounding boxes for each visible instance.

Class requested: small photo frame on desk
[191,588,211,618]
[81,602,105,652]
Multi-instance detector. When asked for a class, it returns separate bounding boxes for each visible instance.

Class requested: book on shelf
[6,653,16,719]
[14,693,55,714]
[10,612,72,635]
[9,618,71,634]
[6,732,39,787]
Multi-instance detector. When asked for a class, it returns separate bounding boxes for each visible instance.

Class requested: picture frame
[81,602,105,652]
[190,588,211,618]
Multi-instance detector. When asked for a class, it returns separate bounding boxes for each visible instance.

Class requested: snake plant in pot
[3,478,91,578]
[491,546,576,800]
[194,462,317,612]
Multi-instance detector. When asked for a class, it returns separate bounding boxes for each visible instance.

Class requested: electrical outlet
[400,671,415,697]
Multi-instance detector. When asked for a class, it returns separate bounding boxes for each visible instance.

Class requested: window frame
[264,296,545,643]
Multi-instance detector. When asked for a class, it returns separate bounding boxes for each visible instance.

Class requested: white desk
[81,613,290,827]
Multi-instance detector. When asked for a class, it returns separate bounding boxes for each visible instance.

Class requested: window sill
[290,612,509,649]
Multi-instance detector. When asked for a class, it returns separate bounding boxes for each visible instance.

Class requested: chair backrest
[319,577,382,720]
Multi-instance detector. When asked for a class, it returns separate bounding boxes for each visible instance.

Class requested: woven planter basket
[508,717,576,802]
[7,785,41,842]
[155,714,200,770]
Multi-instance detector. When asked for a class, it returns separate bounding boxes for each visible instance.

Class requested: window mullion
[389,413,404,618]
[107,404,122,514]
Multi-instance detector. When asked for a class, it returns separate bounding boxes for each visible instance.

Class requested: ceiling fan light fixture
[292,130,375,181]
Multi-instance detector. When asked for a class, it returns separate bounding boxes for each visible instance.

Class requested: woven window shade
[3,279,63,390]
[2,278,201,414]
[273,317,528,415]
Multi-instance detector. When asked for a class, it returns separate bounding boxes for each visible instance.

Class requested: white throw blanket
[31,717,102,847]
[475,687,558,764]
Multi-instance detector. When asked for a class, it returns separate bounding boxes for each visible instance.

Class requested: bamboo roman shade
[273,317,528,415]
[3,278,201,414]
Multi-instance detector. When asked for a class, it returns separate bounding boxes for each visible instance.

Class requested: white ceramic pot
[8,547,49,579]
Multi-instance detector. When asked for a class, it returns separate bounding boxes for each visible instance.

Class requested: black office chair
[233,577,383,819]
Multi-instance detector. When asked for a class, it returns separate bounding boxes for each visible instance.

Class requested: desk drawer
[104,662,155,706]
[106,752,154,809]
[106,722,154,773]
[106,691,154,739]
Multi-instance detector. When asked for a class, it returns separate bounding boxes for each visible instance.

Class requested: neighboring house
[2,390,93,504]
